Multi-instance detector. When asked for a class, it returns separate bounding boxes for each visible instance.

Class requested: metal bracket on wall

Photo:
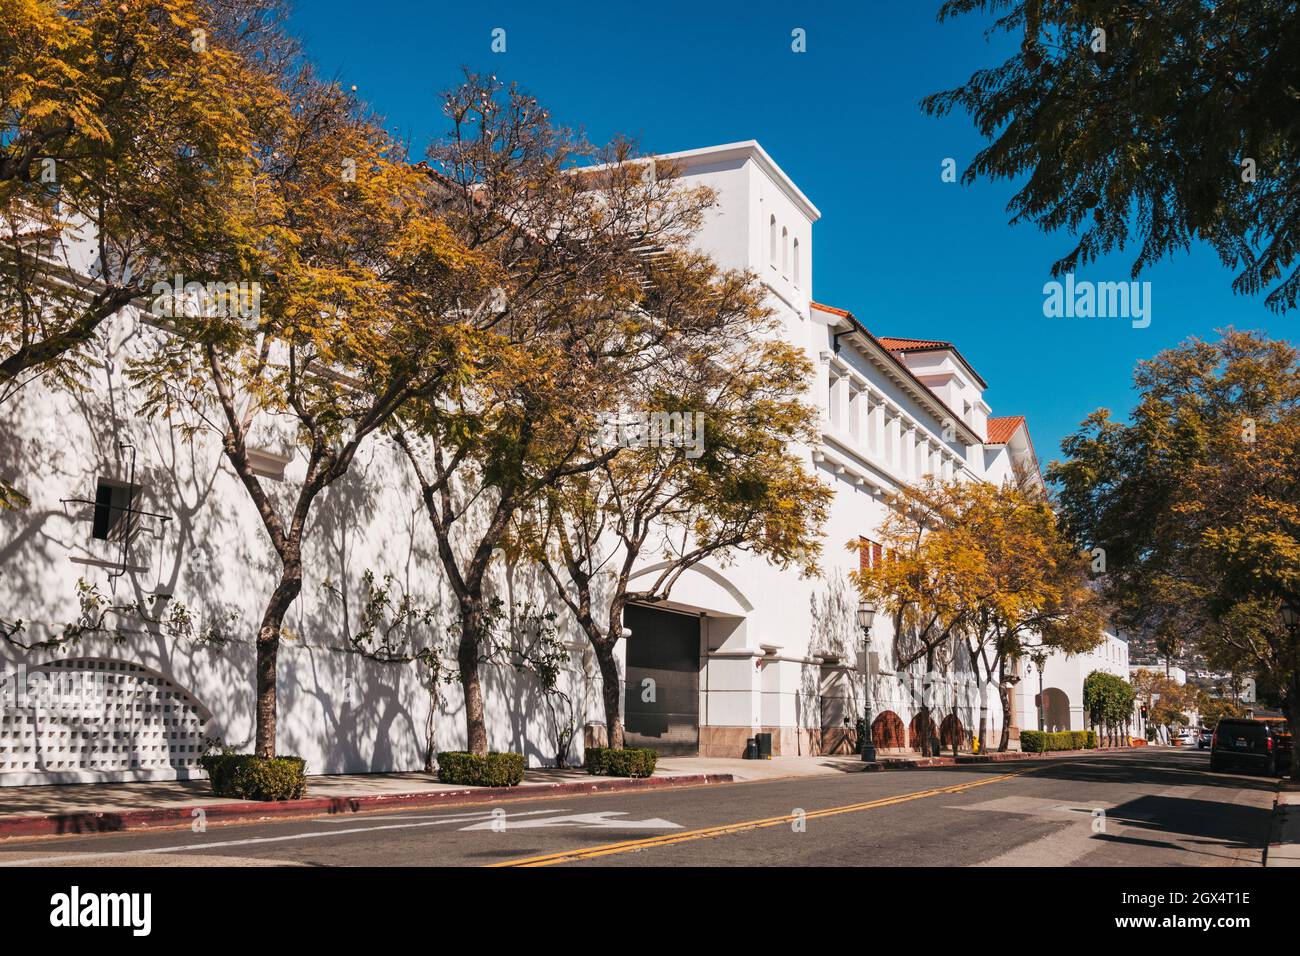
[60,442,173,593]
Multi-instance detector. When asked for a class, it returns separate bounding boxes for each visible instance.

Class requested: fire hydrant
[972,736,981,754]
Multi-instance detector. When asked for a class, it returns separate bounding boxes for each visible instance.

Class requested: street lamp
[858,600,877,762]
[1282,603,1299,632]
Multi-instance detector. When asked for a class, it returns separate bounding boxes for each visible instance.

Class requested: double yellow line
[490,765,1035,867]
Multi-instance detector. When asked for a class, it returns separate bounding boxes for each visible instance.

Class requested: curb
[1264,785,1300,868]
[0,772,735,842]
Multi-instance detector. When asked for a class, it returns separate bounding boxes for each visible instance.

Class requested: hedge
[436,751,526,787]
[200,753,307,801]
[1020,730,1097,753]
[586,747,658,778]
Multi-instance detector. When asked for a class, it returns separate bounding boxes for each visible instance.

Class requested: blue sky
[289,0,1293,468]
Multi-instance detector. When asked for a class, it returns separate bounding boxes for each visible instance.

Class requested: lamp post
[1282,603,1299,633]
[1028,649,1048,735]
[858,600,877,762]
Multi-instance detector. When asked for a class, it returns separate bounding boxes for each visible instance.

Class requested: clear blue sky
[289,0,1294,469]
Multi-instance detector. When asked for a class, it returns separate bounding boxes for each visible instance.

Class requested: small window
[792,238,801,287]
[859,536,883,572]
[769,215,777,266]
[92,479,136,541]
[781,226,789,276]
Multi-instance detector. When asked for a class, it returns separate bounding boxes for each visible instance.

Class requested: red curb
[0,772,735,841]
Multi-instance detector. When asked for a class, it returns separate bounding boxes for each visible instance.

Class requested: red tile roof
[875,335,989,390]
[877,337,954,352]
[985,415,1025,445]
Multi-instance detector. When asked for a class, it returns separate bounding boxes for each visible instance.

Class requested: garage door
[623,604,700,756]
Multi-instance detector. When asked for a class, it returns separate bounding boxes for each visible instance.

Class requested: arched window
[769,215,777,266]
[792,237,801,286]
[781,226,789,276]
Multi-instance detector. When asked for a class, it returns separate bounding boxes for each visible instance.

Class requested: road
[0,749,1277,867]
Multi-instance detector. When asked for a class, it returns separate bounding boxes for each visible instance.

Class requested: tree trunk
[254,570,302,758]
[1287,674,1300,782]
[996,656,1012,752]
[597,599,629,750]
[921,647,936,757]
[595,641,625,751]
[997,682,1012,752]
[458,600,489,756]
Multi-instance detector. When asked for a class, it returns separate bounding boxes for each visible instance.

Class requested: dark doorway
[623,604,701,755]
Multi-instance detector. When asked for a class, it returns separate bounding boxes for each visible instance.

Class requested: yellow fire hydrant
[972,736,981,754]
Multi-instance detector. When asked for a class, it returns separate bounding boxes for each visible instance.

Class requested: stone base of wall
[821,727,858,756]
[699,726,823,757]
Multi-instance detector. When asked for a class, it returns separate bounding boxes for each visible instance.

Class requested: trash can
[745,737,758,760]
[755,732,773,759]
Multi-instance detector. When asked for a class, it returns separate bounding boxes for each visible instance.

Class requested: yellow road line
[489,765,1036,867]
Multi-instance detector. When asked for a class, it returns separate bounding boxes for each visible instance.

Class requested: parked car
[1210,718,1283,775]
[1197,728,1213,750]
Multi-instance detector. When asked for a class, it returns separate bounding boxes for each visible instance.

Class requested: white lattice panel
[0,659,208,778]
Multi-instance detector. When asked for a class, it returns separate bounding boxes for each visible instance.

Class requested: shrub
[586,747,658,778]
[436,751,526,787]
[1019,730,1097,753]
[201,753,307,801]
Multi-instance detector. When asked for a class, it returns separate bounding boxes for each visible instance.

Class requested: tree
[856,477,1103,754]
[950,479,1105,751]
[1200,694,1245,730]
[1083,670,1136,747]
[1051,329,1300,776]
[132,68,473,758]
[518,257,830,749]
[392,74,727,756]
[0,0,278,399]
[923,0,1300,312]
[854,478,990,756]
[1132,670,1196,743]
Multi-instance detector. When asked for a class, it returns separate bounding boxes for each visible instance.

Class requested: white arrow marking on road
[0,808,571,867]
[460,811,682,831]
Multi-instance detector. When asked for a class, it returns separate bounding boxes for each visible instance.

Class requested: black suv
[1209,719,1280,776]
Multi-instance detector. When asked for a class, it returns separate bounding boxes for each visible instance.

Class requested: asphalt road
[0,749,1278,867]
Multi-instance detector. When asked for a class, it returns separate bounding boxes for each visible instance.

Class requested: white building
[1017,626,1133,734]
[1,141,1110,784]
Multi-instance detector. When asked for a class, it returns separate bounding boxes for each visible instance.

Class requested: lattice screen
[0,658,208,777]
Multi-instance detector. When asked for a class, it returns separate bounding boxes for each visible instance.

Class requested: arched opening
[781,226,789,275]
[872,711,905,750]
[792,237,801,286]
[769,215,777,266]
[908,713,938,752]
[940,713,966,750]
[1041,687,1071,732]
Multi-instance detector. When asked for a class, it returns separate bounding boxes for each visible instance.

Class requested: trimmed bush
[200,753,307,801]
[586,746,658,778]
[436,751,526,787]
[1019,730,1097,753]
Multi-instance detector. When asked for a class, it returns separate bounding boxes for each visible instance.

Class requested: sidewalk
[1265,782,1300,867]
[0,746,1119,841]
